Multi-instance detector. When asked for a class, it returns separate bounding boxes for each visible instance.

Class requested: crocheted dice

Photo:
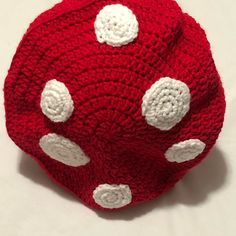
[4,0,225,211]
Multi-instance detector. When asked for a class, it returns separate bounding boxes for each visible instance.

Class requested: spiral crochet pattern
[93,184,132,209]
[40,79,74,122]
[4,0,225,211]
[39,133,90,167]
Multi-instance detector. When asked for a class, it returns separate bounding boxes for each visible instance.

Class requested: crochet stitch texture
[4,0,225,211]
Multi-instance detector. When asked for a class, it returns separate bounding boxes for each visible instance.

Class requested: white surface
[40,79,74,123]
[39,133,90,167]
[94,4,139,47]
[93,184,132,209]
[0,0,235,235]
[142,77,191,131]
[165,139,206,163]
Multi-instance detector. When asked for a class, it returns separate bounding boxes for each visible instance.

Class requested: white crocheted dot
[39,133,90,167]
[93,184,132,209]
[40,79,74,122]
[142,77,191,131]
[94,4,139,47]
[165,139,206,163]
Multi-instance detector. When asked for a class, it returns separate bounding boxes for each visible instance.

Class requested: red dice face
[4,0,225,210]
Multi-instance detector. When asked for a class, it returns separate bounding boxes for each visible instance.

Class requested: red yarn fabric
[4,0,225,211]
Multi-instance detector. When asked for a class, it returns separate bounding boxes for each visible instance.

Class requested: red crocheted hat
[4,0,225,211]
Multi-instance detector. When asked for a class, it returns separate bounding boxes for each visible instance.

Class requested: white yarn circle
[39,133,90,167]
[94,4,139,47]
[40,79,74,122]
[93,184,132,209]
[165,139,206,163]
[142,77,191,131]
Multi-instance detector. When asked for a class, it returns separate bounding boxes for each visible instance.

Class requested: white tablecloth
[0,1,235,235]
